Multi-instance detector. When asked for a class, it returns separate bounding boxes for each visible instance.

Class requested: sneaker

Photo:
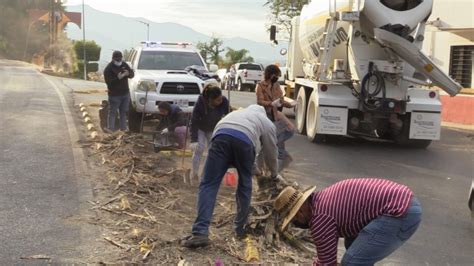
[181,234,209,248]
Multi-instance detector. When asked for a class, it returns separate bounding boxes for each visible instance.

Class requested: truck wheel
[394,115,432,149]
[306,90,325,143]
[295,87,308,134]
[128,104,142,133]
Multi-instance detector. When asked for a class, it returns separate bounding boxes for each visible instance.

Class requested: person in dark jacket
[103,50,134,131]
[189,85,229,181]
[157,102,188,148]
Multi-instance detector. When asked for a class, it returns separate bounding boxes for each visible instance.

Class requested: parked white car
[126,41,217,132]
[232,62,264,92]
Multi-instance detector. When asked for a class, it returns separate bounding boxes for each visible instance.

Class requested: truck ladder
[315,0,339,81]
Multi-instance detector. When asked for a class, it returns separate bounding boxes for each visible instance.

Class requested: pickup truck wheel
[128,104,142,133]
[237,79,243,91]
[295,87,308,134]
[250,84,256,92]
[306,90,325,143]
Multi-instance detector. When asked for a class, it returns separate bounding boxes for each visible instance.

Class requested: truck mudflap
[409,111,441,140]
[316,106,348,135]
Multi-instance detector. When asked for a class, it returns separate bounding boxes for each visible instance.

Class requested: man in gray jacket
[183,104,279,248]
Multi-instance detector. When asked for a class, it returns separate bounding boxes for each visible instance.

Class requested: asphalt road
[0,60,98,263]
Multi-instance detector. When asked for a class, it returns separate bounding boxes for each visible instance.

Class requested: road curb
[90,131,99,140]
[86,123,95,131]
[76,104,102,139]
[441,122,474,131]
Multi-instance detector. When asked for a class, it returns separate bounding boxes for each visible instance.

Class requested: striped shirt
[309,178,413,265]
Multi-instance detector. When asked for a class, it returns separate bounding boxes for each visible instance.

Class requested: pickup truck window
[138,51,204,70]
[238,64,262,70]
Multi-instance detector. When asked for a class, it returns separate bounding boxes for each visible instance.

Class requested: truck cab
[126,41,216,132]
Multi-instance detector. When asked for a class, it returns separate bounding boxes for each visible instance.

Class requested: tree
[196,42,209,63]
[264,0,309,36]
[123,49,132,61]
[196,36,224,65]
[0,0,65,60]
[224,48,254,67]
[73,40,101,78]
[73,40,101,61]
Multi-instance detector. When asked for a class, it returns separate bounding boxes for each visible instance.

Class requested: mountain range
[65,5,288,68]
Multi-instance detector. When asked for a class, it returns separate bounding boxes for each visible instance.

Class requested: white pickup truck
[233,62,264,92]
[126,41,217,132]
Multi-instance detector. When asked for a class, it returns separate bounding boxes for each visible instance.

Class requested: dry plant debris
[84,131,315,264]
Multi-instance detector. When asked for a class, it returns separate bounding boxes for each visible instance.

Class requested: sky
[65,0,271,42]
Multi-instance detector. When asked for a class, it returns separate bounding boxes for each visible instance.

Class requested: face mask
[114,60,122,67]
[271,76,279,83]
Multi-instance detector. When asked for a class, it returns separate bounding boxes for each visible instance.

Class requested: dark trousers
[107,93,129,131]
[191,134,255,236]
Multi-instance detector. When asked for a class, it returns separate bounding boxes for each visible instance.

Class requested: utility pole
[138,20,150,41]
[49,0,54,67]
[82,0,87,80]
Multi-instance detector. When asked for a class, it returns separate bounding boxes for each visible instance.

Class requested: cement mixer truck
[271,0,462,148]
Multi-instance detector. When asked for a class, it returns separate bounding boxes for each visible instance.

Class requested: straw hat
[274,186,317,231]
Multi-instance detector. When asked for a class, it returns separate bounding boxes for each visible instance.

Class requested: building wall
[422,0,474,125]
[422,0,473,88]
[429,0,473,29]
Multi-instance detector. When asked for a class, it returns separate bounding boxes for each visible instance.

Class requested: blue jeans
[191,130,213,177]
[192,134,255,236]
[342,197,422,266]
[275,119,294,159]
[108,94,130,131]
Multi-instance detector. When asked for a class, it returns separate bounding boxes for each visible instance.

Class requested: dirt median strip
[74,103,315,264]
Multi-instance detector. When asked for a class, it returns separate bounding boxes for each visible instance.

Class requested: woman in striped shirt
[274,178,422,266]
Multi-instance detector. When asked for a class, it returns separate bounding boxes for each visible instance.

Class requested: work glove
[189,142,198,151]
[161,128,169,134]
[271,99,282,108]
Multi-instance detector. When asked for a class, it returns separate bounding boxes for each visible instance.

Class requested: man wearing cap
[182,104,282,248]
[103,50,134,131]
[274,178,422,265]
